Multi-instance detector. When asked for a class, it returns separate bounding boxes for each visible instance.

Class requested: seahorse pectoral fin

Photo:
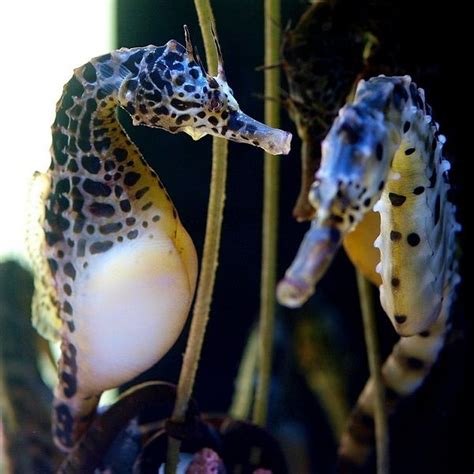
[343,211,382,286]
[277,223,342,307]
[225,110,292,155]
[26,171,61,341]
[182,126,208,141]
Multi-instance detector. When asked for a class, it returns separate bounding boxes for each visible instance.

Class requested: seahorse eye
[209,96,223,112]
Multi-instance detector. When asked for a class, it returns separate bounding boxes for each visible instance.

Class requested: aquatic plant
[1,2,467,474]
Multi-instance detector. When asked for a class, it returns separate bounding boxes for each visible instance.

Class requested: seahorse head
[309,94,394,227]
[118,26,291,156]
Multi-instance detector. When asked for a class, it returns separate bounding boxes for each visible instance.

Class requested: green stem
[165,2,228,472]
[252,0,281,427]
[356,269,389,474]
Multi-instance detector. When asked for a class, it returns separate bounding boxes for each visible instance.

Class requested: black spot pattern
[394,315,407,324]
[89,202,115,217]
[77,239,86,257]
[170,98,201,111]
[81,155,100,174]
[63,301,73,315]
[120,200,132,212]
[376,143,383,161]
[54,404,74,448]
[133,185,150,201]
[113,148,128,162]
[388,193,406,206]
[90,241,114,254]
[406,357,424,370]
[83,179,111,197]
[64,263,76,280]
[48,258,58,275]
[99,222,123,234]
[124,172,141,186]
[429,168,437,188]
[434,195,441,225]
[407,233,420,247]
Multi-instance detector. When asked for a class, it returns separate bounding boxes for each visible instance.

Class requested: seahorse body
[27,28,291,451]
[277,76,459,467]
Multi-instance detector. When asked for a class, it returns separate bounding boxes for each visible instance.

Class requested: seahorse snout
[226,110,292,155]
[277,224,342,307]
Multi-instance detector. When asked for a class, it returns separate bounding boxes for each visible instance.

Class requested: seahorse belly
[375,108,444,336]
[70,227,196,394]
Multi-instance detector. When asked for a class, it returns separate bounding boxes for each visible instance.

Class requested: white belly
[71,232,194,394]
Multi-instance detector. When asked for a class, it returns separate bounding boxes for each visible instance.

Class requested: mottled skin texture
[277,76,460,468]
[27,28,291,452]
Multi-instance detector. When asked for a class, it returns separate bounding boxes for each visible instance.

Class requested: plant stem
[165,2,228,472]
[356,269,389,474]
[194,0,219,77]
[230,328,259,420]
[252,0,281,427]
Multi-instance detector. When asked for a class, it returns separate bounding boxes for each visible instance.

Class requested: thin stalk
[252,0,281,427]
[230,328,259,420]
[356,269,389,474]
[165,2,228,472]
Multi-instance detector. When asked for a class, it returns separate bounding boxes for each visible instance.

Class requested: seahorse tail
[52,387,101,452]
[337,302,450,471]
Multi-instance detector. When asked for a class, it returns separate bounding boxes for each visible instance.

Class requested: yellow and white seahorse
[277,75,460,469]
[27,26,291,452]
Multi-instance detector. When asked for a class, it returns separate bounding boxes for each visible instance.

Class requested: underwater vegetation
[0,1,469,473]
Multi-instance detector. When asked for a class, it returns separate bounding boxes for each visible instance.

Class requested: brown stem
[165,2,228,472]
[252,0,281,427]
[356,269,389,474]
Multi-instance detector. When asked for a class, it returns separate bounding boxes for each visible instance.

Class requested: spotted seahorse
[26,26,291,452]
[277,75,460,468]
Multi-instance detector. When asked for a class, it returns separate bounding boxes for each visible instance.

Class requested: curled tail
[52,383,101,451]
[337,293,451,470]
[52,339,101,451]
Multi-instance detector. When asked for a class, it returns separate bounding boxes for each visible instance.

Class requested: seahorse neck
[45,48,178,251]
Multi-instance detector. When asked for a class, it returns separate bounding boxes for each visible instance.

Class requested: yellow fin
[26,171,61,341]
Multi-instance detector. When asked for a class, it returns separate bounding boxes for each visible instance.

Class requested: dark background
[115,1,470,473]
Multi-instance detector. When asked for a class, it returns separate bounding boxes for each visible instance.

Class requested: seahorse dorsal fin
[26,171,61,341]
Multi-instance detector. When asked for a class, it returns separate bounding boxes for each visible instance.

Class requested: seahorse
[26,26,291,452]
[276,75,460,468]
